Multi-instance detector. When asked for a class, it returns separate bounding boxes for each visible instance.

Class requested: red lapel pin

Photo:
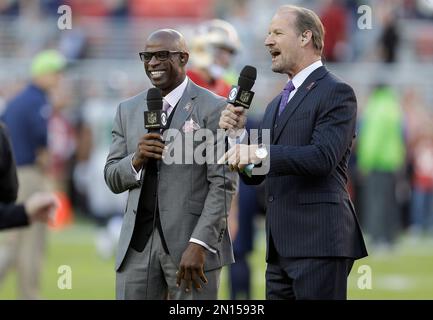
[306,81,315,91]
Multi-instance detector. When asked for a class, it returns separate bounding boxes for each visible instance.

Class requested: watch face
[256,147,268,159]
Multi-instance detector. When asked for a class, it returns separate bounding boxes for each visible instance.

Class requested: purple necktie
[278,80,295,116]
[162,99,173,116]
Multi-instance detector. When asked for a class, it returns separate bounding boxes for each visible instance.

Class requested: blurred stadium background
[1,0,433,299]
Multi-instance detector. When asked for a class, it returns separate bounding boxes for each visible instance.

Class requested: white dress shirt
[285,59,323,103]
[131,76,217,254]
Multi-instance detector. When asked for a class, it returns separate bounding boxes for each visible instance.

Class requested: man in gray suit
[104,29,237,299]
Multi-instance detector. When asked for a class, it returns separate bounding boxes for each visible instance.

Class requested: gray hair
[279,5,325,54]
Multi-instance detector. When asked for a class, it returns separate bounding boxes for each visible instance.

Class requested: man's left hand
[217,144,261,171]
[176,243,208,292]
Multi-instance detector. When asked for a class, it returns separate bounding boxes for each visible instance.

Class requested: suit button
[268,195,274,202]
[274,124,278,129]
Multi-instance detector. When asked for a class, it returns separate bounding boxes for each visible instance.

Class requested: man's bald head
[143,29,190,96]
[146,29,189,53]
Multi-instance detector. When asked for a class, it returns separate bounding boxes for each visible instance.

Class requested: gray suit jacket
[104,80,237,271]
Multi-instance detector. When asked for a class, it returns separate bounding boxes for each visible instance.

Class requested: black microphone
[143,88,165,299]
[224,66,257,176]
[144,88,168,132]
[226,65,257,109]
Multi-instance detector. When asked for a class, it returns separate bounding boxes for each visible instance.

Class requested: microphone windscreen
[238,65,257,90]
[147,88,163,111]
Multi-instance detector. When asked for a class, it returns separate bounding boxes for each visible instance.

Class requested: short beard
[271,63,284,74]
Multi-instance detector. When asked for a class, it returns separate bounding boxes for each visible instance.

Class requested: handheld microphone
[144,88,168,132]
[225,66,257,176]
[143,88,165,299]
[226,65,257,109]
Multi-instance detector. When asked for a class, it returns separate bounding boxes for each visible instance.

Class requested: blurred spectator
[320,0,349,62]
[414,26,433,62]
[201,19,242,85]
[72,82,126,259]
[228,117,265,300]
[357,84,406,249]
[48,79,76,191]
[409,126,433,236]
[1,121,58,230]
[186,19,242,97]
[186,19,265,299]
[0,49,65,299]
[58,15,89,61]
[379,14,400,63]
[0,192,58,230]
[0,0,19,15]
[40,0,64,16]
[0,122,18,204]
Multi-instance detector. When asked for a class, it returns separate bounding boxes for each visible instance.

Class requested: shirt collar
[163,76,189,108]
[290,60,323,90]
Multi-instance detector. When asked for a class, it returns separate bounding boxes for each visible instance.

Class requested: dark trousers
[266,237,354,300]
[266,256,354,300]
[363,171,400,244]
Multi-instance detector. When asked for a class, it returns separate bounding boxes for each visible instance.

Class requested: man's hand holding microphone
[218,65,266,173]
[132,88,168,172]
[132,133,166,172]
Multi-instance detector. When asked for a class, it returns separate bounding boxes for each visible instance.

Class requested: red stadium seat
[129,0,213,18]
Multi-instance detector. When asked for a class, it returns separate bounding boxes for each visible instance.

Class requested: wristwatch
[255,144,268,161]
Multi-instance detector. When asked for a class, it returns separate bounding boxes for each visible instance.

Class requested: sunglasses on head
[139,50,183,63]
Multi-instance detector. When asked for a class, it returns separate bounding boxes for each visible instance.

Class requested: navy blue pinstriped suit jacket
[241,66,367,261]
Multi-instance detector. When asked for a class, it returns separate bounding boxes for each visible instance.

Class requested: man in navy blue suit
[219,5,367,300]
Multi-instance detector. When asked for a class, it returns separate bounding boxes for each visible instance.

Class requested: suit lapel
[266,95,282,142]
[272,66,329,144]
[166,80,197,144]
[133,92,148,146]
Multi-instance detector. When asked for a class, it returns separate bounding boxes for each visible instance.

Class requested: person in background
[320,0,349,62]
[228,117,266,300]
[0,122,18,206]
[1,122,57,230]
[357,84,406,250]
[409,127,433,237]
[73,81,127,260]
[187,19,241,97]
[0,50,66,299]
[1,193,58,231]
[379,13,400,63]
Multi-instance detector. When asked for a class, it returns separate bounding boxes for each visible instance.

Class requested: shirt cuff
[130,153,142,181]
[190,238,217,254]
[227,129,247,147]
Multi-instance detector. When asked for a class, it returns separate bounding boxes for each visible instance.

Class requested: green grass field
[1,221,433,300]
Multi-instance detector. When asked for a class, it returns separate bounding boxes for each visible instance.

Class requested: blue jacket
[1,84,50,166]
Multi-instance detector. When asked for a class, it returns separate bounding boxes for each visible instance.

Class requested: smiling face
[143,30,189,95]
[264,10,304,77]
